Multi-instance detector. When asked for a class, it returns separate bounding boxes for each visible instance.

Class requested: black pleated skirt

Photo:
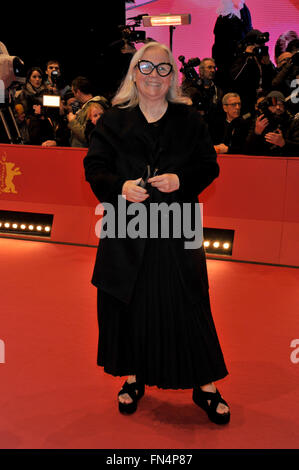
[97,238,228,389]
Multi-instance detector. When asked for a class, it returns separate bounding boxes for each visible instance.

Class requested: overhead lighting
[142,14,191,27]
[142,13,191,50]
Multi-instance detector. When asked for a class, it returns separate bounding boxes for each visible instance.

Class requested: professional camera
[0,41,25,98]
[51,70,63,87]
[237,29,270,57]
[256,96,283,132]
[178,56,200,82]
[252,45,269,60]
[71,100,81,114]
[119,25,146,43]
[244,30,269,46]
[0,42,25,143]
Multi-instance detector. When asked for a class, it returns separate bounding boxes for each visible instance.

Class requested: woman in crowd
[84,41,230,425]
[15,67,47,116]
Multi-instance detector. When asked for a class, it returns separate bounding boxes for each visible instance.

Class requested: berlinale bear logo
[0,153,22,194]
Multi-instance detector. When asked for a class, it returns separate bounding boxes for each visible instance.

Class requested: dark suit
[83,102,219,304]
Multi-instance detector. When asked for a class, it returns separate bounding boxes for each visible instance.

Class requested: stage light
[203,228,235,256]
[0,211,53,238]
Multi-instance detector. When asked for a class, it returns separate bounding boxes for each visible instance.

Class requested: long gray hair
[216,0,245,19]
[112,41,191,108]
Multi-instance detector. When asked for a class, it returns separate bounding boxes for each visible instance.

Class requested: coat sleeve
[175,112,220,198]
[83,114,127,203]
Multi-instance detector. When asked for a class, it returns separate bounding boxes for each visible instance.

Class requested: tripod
[0,103,24,144]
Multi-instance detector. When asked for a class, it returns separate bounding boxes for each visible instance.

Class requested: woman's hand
[148,173,180,193]
[122,178,149,202]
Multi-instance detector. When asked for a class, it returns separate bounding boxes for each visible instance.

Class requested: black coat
[84,103,219,304]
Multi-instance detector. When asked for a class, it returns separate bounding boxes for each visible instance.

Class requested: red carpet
[0,237,298,449]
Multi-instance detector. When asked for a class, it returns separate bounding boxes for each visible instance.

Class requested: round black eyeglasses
[137,60,173,77]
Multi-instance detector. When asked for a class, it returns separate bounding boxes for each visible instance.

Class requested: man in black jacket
[230,29,277,115]
[213,92,250,154]
[181,58,223,140]
[245,90,299,156]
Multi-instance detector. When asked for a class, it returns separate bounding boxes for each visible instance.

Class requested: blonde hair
[112,41,191,108]
[86,102,105,120]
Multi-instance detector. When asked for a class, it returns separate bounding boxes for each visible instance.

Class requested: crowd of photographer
[2,59,109,148]
[1,18,299,156]
[181,26,299,157]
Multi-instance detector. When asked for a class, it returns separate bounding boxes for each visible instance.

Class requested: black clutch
[138,165,158,189]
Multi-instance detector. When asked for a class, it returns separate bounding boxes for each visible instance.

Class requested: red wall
[1,144,298,267]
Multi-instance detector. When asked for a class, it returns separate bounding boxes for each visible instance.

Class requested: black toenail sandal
[192,387,230,425]
[118,380,145,414]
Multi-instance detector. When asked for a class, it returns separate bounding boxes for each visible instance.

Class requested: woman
[212,0,252,91]
[85,101,109,143]
[15,67,47,116]
[84,42,230,425]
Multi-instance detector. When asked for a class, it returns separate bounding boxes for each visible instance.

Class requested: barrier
[0,143,298,267]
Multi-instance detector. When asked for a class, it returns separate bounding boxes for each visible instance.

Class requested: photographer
[272,46,299,112]
[45,60,71,99]
[67,76,109,147]
[245,91,299,156]
[181,58,223,137]
[231,29,276,115]
[213,92,250,154]
[15,67,47,116]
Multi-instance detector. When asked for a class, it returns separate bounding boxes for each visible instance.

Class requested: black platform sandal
[118,380,145,414]
[192,387,230,425]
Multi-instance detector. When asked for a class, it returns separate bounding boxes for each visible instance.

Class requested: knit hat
[266,90,285,103]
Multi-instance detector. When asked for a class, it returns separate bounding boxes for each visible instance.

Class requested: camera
[71,100,81,114]
[119,25,146,43]
[178,56,200,82]
[254,32,270,45]
[51,70,63,88]
[252,45,269,60]
[257,96,283,132]
[0,41,25,97]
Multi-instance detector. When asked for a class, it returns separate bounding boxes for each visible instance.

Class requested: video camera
[238,30,270,60]
[119,14,147,45]
[0,41,25,102]
[178,55,200,82]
